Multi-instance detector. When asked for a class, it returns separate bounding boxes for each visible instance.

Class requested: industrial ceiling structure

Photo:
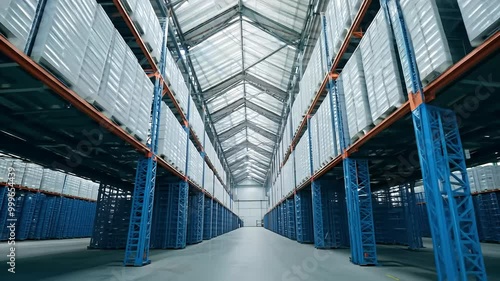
[166,0,321,185]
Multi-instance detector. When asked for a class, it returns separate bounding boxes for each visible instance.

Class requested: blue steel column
[124,21,168,266]
[308,115,325,248]
[381,1,486,279]
[401,182,423,250]
[322,15,377,265]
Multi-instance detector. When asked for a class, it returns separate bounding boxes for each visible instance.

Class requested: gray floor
[1,228,499,281]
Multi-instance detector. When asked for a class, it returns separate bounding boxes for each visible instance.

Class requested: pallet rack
[265,0,498,278]
[0,0,241,267]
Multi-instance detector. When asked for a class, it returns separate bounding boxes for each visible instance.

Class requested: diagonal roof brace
[246,100,281,123]
[203,73,287,102]
[225,141,272,159]
[211,98,246,123]
[229,160,268,174]
[218,120,277,142]
[182,5,240,46]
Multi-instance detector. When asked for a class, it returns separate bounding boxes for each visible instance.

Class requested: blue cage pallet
[475,192,500,243]
[186,192,204,245]
[203,197,212,240]
[295,189,314,244]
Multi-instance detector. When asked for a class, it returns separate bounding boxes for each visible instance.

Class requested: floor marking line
[386,274,400,281]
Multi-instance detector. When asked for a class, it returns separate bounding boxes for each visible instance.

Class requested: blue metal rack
[476,192,500,242]
[212,202,218,238]
[382,0,487,279]
[203,197,213,240]
[321,14,377,265]
[124,20,168,266]
[187,192,204,244]
[286,198,296,240]
[401,182,424,249]
[295,189,314,243]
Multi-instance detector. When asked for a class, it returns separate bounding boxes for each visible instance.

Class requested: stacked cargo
[294,130,311,186]
[340,48,372,140]
[187,141,204,187]
[387,0,455,90]
[21,163,44,189]
[165,50,189,115]
[456,0,500,46]
[189,96,205,141]
[203,162,214,194]
[359,11,406,125]
[158,102,187,174]
[40,169,66,194]
[282,157,294,197]
[63,175,81,197]
[12,160,26,186]
[0,0,39,51]
[122,0,163,61]
[311,92,339,173]
[32,0,154,143]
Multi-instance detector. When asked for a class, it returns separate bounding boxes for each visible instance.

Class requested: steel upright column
[322,15,377,265]
[124,21,168,266]
[381,1,487,279]
[400,182,423,250]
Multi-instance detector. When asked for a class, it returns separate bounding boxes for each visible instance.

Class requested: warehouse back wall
[233,179,268,226]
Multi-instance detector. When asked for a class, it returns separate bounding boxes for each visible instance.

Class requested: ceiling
[168,0,314,185]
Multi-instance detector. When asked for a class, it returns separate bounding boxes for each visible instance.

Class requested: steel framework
[382,0,487,279]
[322,14,377,265]
[123,20,168,266]
[400,182,423,249]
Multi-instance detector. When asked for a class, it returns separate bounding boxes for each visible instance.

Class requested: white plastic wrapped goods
[12,160,26,186]
[158,102,187,174]
[387,0,454,91]
[78,180,90,198]
[456,0,500,46]
[32,0,97,86]
[476,166,500,192]
[360,11,405,124]
[0,0,38,51]
[187,141,203,186]
[21,163,43,189]
[129,69,153,142]
[91,182,100,200]
[40,169,66,193]
[341,48,372,140]
[127,0,163,61]
[323,0,337,60]
[189,96,205,139]
[332,0,351,50]
[348,0,364,21]
[294,131,310,185]
[310,115,320,173]
[467,168,480,193]
[73,4,114,103]
[0,158,14,183]
[63,174,81,196]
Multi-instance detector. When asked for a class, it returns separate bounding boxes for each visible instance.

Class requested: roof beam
[246,100,281,123]
[230,161,267,174]
[183,5,240,47]
[241,5,300,46]
[225,141,272,159]
[217,119,277,142]
[211,98,246,123]
[203,74,287,102]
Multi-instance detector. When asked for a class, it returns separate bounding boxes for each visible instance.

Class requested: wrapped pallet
[32,0,97,86]
[12,160,26,186]
[74,4,114,104]
[40,169,66,193]
[360,10,406,125]
[386,0,454,90]
[456,0,500,46]
[63,174,81,196]
[0,0,39,51]
[21,163,43,189]
[341,48,372,140]
[0,157,14,183]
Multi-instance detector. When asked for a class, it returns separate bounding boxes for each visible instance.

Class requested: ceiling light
[485,135,490,138]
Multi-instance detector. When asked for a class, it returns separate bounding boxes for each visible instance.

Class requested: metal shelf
[98,0,228,189]
[267,28,500,215]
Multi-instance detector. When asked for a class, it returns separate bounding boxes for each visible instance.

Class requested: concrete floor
[1,228,499,281]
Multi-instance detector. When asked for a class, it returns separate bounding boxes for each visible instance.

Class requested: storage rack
[0,0,241,267]
[264,0,498,278]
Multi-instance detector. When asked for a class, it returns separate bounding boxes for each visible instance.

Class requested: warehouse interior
[0,0,499,280]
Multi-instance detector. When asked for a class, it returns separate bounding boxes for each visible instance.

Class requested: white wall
[234,179,268,227]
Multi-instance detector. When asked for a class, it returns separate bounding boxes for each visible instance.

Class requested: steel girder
[124,22,168,267]
[224,141,272,159]
[218,120,277,142]
[204,73,287,102]
[229,157,269,171]
[400,182,423,250]
[382,1,486,279]
[245,100,282,123]
[210,98,246,123]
